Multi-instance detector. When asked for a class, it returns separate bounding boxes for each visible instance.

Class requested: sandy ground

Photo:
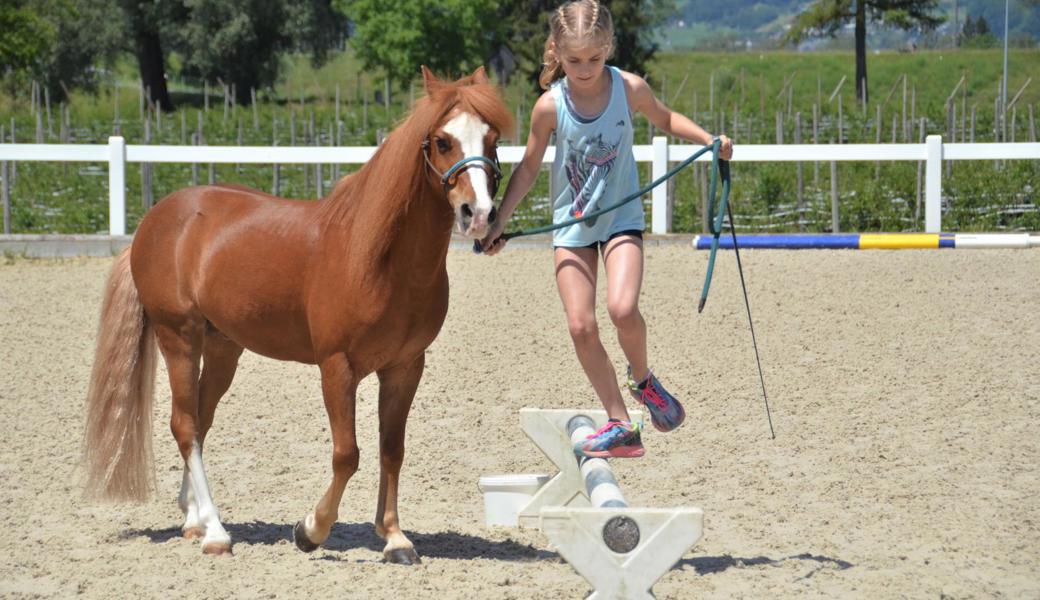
[0,243,1038,599]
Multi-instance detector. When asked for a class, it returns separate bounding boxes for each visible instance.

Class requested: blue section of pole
[693,234,862,250]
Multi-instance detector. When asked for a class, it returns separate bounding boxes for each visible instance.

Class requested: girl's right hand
[479,223,507,256]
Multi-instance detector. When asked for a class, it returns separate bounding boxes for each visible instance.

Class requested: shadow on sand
[122,522,850,575]
[677,553,854,578]
[121,520,557,562]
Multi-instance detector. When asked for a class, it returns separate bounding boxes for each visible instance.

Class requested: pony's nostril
[489,206,498,224]
[461,204,473,218]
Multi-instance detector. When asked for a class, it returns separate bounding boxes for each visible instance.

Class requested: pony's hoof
[384,547,421,565]
[201,541,233,556]
[182,526,204,540]
[293,520,320,553]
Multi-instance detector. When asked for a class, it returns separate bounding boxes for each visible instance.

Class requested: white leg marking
[384,530,414,552]
[186,440,230,548]
[178,468,201,535]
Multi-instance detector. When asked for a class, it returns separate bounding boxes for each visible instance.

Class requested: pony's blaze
[442,112,494,238]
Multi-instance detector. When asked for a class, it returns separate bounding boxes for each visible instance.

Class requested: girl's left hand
[717,135,734,160]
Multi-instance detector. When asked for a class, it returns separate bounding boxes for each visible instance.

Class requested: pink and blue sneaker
[627,367,686,432]
[573,419,645,458]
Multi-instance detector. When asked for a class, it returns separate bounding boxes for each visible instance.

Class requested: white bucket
[477,473,551,527]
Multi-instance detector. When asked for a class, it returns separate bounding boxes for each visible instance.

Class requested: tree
[118,0,188,112]
[501,0,673,93]
[0,0,55,92]
[961,14,999,48]
[786,1,944,104]
[8,0,123,102]
[171,0,346,105]
[335,0,503,98]
[175,0,289,105]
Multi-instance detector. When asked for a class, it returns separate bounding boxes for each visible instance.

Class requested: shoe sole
[579,445,646,458]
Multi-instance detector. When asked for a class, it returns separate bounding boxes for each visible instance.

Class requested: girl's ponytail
[539,38,565,90]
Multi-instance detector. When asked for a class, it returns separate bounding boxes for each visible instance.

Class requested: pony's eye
[435,138,451,152]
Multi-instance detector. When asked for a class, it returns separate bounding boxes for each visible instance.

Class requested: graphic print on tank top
[563,132,621,227]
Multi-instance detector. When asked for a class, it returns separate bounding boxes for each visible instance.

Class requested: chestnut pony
[83,67,511,563]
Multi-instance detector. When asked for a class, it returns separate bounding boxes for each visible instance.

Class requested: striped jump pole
[692,232,1040,250]
[568,415,628,509]
[484,408,703,600]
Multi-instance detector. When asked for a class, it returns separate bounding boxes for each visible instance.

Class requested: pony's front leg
[374,354,424,565]
[293,353,360,552]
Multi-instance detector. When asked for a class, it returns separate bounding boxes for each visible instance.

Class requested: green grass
[1,48,1037,234]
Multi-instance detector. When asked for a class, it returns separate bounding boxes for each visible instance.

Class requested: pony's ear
[471,66,490,85]
[421,66,438,92]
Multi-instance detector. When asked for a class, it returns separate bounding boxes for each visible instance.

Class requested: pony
[82,67,512,563]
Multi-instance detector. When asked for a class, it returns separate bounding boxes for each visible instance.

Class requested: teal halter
[422,139,502,196]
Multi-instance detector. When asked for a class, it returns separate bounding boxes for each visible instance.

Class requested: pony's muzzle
[460,204,496,223]
[460,203,493,238]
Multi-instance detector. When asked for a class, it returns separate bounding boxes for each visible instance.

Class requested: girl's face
[557,42,609,91]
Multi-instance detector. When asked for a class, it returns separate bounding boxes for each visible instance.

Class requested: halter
[421,139,503,197]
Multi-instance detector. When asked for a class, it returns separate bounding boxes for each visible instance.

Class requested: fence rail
[1,136,1038,236]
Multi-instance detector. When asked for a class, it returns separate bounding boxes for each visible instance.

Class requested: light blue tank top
[550,66,644,247]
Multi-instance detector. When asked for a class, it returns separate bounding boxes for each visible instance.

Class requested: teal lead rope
[697,142,730,312]
[473,140,726,253]
[697,143,776,439]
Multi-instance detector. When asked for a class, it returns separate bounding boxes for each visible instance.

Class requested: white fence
[1,136,1038,236]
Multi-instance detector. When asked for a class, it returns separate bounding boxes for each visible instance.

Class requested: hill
[661,0,1040,50]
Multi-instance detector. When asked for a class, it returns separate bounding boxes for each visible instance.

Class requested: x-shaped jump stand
[516,408,704,600]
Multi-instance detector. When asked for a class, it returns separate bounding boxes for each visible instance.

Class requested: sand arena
[0,243,1037,598]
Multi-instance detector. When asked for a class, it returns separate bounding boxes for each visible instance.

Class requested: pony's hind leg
[155,321,233,555]
[293,352,360,553]
[374,354,424,565]
[179,330,243,540]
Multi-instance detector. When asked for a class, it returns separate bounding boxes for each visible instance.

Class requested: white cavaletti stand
[483,408,704,600]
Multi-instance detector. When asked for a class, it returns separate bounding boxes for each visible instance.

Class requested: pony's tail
[82,247,157,502]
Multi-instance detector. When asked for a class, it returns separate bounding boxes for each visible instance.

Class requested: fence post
[651,136,669,234]
[925,135,943,233]
[2,160,9,235]
[108,136,126,236]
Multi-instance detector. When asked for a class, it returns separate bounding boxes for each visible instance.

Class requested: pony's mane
[319,73,513,239]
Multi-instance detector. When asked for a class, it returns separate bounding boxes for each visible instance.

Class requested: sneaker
[573,419,645,458]
[627,367,686,432]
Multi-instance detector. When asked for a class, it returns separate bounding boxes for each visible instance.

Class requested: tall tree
[118,0,187,112]
[121,0,343,109]
[334,0,503,97]
[786,0,944,103]
[175,0,290,105]
[12,0,122,102]
[0,0,55,93]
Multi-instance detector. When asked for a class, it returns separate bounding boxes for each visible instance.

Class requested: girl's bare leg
[554,246,630,421]
[602,235,649,382]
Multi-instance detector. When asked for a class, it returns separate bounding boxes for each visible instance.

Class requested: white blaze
[443,112,493,231]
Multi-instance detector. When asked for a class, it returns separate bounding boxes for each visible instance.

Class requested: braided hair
[539,0,615,90]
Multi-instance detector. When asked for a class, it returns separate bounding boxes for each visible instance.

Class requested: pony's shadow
[121,520,556,562]
[676,553,854,578]
[122,523,850,574]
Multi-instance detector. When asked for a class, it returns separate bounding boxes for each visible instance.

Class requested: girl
[481,0,733,458]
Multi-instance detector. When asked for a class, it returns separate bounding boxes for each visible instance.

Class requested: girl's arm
[621,71,733,160]
[480,91,557,255]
